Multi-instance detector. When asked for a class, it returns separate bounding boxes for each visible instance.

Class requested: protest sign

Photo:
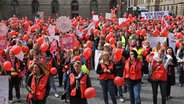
[168,32,178,50]
[95,50,103,70]
[93,15,99,21]
[0,76,9,104]
[118,18,126,25]
[147,36,166,48]
[105,13,112,20]
[141,11,169,20]
[60,34,75,49]
[48,24,55,40]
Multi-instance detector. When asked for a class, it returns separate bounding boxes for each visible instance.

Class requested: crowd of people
[0,10,184,104]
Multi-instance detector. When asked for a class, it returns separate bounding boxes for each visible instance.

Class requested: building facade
[0,0,128,20]
[129,0,184,16]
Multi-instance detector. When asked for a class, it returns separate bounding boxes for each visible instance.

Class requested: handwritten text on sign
[141,11,169,20]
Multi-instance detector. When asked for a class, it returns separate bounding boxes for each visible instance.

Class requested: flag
[161,18,168,29]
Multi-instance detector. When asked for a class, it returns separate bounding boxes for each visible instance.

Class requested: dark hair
[166,47,175,58]
[130,50,138,59]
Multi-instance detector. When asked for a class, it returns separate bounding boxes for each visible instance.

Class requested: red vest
[98,62,115,80]
[70,73,87,98]
[28,74,49,100]
[151,60,168,81]
[124,58,142,80]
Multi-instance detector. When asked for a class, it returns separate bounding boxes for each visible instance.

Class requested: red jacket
[98,62,115,80]
[70,73,87,98]
[28,74,49,100]
[151,59,167,81]
[124,58,142,80]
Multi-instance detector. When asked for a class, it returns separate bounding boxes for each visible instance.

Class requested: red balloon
[109,38,116,45]
[153,30,159,37]
[85,34,90,40]
[23,35,29,41]
[141,29,147,36]
[114,49,122,56]
[86,41,92,48]
[74,40,81,47]
[91,11,95,15]
[24,21,30,27]
[114,76,125,86]
[177,32,183,39]
[83,47,92,59]
[84,87,96,99]
[128,29,133,34]
[106,34,113,42]
[3,61,12,71]
[136,30,141,36]
[175,41,180,48]
[37,37,44,44]
[93,29,99,36]
[12,45,21,55]
[113,55,122,63]
[10,30,16,36]
[50,67,57,75]
[22,46,29,53]
[161,29,168,37]
[0,49,4,54]
[40,43,48,52]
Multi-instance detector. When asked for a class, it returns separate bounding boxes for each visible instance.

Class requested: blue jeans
[115,86,123,98]
[100,80,117,104]
[127,82,141,104]
[50,75,58,94]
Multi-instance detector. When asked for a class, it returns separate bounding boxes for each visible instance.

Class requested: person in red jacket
[96,51,117,104]
[148,48,172,104]
[66,57,91,104]
[123,50,142,104]
[26,62,50,104]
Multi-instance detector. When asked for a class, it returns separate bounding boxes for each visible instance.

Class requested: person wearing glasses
[123,50,143,104]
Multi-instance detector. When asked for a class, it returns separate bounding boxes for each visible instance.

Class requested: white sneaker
[54,94,60,98]
[9,100,14,103]
[119,98,125,103]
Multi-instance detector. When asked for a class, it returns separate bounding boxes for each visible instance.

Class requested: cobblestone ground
[12,69,184,104]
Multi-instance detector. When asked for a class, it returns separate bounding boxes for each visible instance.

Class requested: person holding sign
[66,57,92,104]
[26,62,50,104]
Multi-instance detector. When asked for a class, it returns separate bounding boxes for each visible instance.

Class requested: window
[11,0,19,15]
[90,0,98,16]
[71,0,79,18]
[110,0,117,10]
[51,0,59,14]
[32,0,39,14]
[71,0,79,11]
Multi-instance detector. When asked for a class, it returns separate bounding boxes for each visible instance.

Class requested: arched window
[51,0,59,14]
[110,0,117,10]
[11,0,19,15]
[32,0,39,14]
[90,0,98,16]
[71,0,79,11]
[71,0,79,18]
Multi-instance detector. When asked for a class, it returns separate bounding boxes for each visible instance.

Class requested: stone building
[0,0,128,20]
[129,0,184,16]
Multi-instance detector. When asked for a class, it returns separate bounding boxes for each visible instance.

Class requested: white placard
[95,50,103,70]
[118,18,126,25]
[168,32,178,50]
[141,11,169,20]
[147,36,166,48]
[93,15,99,21]
[0,76,9,104]
[105,13,112,20]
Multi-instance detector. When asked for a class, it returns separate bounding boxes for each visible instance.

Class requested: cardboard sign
[118,18,126,25]
[60,34,75,49]
[95,50,103,70]
[93,15,99,21]
[147,36,166,48]
[105,13,112,20]
[168,32,178,50]
[0,76,9,104]
[141,11,169,20]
